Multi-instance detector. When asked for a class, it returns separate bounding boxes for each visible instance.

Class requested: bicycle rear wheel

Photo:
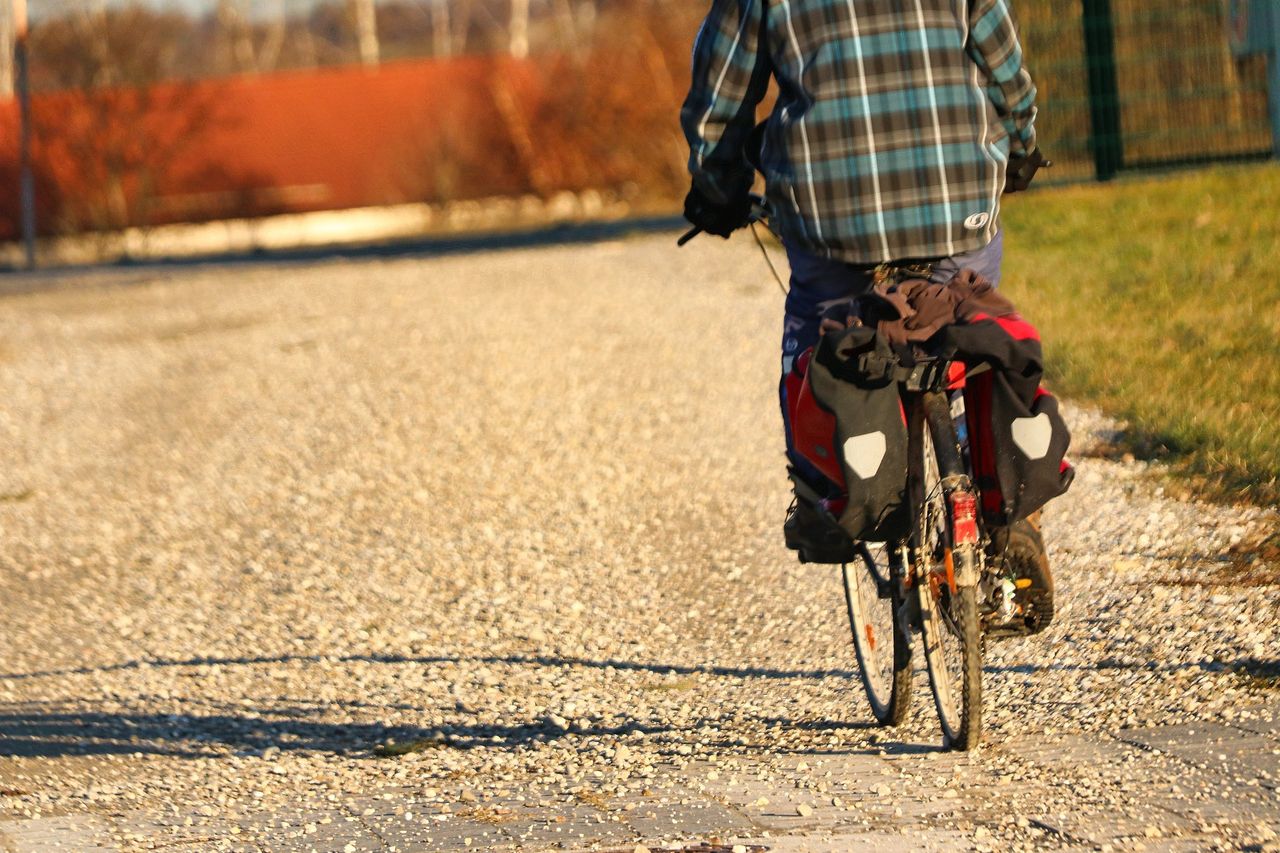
[912,394,983,751]
[842,543,912,726]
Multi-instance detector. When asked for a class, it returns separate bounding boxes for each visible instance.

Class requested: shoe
[785,496,858,564]
[989,512,1055,635]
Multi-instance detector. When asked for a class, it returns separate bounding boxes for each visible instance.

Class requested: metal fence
[1020,0,1275,182]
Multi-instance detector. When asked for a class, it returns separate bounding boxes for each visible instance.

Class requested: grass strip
[1000,163,1280,506]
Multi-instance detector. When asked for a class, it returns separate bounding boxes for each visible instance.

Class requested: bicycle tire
[842,543,912,726]
[912,393,983,751]
[919,575,982,750]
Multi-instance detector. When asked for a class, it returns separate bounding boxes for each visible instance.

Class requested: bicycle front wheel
[842,543,912,726]
[918,573,981,750]
[912,395,983,750]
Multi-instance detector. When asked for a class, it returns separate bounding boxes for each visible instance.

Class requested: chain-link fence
[1022,0,1275,182]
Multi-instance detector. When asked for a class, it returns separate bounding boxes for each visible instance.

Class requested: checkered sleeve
[679,0,771,204]
[967,0,1038,157]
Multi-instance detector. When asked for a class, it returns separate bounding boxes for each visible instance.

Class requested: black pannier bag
[800,324,911,543]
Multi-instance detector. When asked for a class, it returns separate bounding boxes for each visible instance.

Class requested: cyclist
[679,0,1052,621]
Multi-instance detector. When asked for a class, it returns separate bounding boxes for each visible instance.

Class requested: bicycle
[840,353,986,750]
[680,200,1028,751]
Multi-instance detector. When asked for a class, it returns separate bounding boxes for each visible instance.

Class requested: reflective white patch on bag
[1012,413,1053,460]
[843,432,887,479]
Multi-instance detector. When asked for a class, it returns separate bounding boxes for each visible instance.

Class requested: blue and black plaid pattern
[680,0,1038,264]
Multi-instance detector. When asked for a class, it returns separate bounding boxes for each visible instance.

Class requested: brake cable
[750,221,789,297]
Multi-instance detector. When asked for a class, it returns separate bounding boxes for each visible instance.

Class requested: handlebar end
[677,226,702,247]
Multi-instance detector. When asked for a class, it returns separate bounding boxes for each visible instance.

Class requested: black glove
[683,182,753,239]
[1004,148,1049,194]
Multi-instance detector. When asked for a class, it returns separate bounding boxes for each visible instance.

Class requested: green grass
[1000,163,1280,507]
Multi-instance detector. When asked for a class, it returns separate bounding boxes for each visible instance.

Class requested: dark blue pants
[780,231,1005,488]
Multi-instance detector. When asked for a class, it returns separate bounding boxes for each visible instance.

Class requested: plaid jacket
[680,0,1038,264]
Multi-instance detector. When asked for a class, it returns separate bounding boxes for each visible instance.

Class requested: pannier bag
[941,314,1074,525]
[788,324,911,543]
[963,373,1073,523]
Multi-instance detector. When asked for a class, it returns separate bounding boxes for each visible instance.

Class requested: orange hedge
[0,4,701,240]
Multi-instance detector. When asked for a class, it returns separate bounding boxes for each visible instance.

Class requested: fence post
[14,0,35,268]
[1081,0,1123,180]
[1271,1,1280,157]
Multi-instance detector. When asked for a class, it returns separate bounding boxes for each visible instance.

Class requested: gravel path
[0,234,1277,852]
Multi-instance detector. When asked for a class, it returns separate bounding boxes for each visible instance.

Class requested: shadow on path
[0,215,687,295]
[2,649,1234,684]
[8,651,1238,762]
[0,705,662,760]
[0,652,879,758]
[0,698,883,761]
[0,651,861,683]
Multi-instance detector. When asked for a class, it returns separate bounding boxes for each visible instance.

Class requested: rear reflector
[949,491,979,546]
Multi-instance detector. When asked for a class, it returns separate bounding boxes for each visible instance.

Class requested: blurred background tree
[1,0,703,239]
[8,3,225,241]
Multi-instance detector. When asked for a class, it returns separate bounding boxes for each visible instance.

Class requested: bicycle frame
[678,209,997,747]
